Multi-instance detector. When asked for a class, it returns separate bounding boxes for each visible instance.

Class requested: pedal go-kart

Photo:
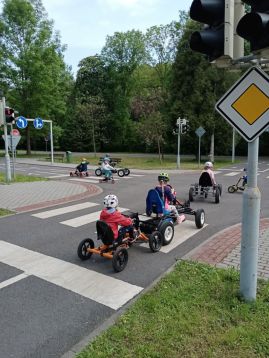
[146,189,205,232]
[77,215,163,272]
[70,170,89,177]
[228,173,247,193]
[95,166,130,177]
[189,172,222,204]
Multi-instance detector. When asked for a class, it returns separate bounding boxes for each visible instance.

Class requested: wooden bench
[45,153,65,162]
[98,157,122,166]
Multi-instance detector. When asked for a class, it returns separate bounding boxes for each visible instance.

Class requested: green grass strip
[77,261,269,358]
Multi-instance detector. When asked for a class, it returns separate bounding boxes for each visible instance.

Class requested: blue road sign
[16,116,28,129]
[33,117,44,129]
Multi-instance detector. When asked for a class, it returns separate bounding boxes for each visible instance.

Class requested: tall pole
[232,128,235,163]
[198,137,201,168]
[240,138,260,301]
[1,96,11,182]
[50,120,54,165]
[177,127,180,169]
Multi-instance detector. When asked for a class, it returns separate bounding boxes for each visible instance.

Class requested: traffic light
[189,0,241,62]
[5,107,15,124]
[236,1,269,53]
[181,121,190,134]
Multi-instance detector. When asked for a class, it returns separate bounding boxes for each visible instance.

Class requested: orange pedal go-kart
[77,214,163,272]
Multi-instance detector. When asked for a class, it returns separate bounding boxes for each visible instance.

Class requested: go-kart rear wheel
[189,187,194,202]
[159,221,174,246]
[70,172,73,177]
[77,238,94,260]
[149,231,162,252]
[124,168,130,176]
[215,187,220,204]
[112,247,128,272]
[95,168,102,176]
[194,209,205,229]
[117,169,125,177]
[228,185,236,193]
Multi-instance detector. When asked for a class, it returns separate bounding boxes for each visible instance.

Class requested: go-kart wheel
[194,209,205,229]
[189,187,194,202]
[70,172,73,177]
[95,168,102,176]
[124,168,130,176]
[117,169,125,177]
[77,238,94,260]
[215,187,220,204]
[159,221,174,246]
[228,185,236,193]
[218,184,222,196]
[86,172,89,177]
[112,247,128,272]
[149,231,162,252]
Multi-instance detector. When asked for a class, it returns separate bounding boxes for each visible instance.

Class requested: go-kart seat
[96,220,114,245]
[146,189,165,216]
[199,172,213,187]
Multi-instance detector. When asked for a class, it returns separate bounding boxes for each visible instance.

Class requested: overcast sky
[42,0,193,75]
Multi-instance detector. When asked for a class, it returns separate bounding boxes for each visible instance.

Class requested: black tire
[228,185,236,193]
[189,187,194,202]
[70,172,73,177]
[124,168,130,176]
[95,168,102,176]
[149,231,162,252]
[77,238,94,260]
[117,169,125,177]
[112,247,128,272]
[146,209,152,217]
[218,184,222,196]
[159,221,174,246]
[194,209,205,229]
[215,187,220,204]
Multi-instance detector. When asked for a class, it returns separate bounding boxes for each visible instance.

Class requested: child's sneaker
[176,214,186,224]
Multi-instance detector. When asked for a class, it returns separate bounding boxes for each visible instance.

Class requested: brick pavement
[185,218,269,279]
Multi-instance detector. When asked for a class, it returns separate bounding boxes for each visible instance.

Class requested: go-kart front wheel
[228,185,236,193]
[189,187,194,202]
[215,187,220,204]
[149,231,162,252]
[194,209,205,229]
[159,221,174,246]
[124,168,130,176]
[77,238,94,260]
[95,168,102,176]
[117,169,125,177]
[112,247,128,272]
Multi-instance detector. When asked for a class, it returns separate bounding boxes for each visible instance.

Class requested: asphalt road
[0,161,269,358]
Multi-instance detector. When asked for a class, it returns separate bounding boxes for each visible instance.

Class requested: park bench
[45,153,65,162]
[98,157,122,166]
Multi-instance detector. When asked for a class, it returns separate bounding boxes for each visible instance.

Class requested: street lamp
[175,117,186,169]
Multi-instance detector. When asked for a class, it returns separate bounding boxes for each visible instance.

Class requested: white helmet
[204,161,213,168]
[103,194,118,208]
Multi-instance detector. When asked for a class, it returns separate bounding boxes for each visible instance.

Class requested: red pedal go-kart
[70,170,89,177]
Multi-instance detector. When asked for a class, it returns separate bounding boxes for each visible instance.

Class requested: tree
[0,0,72,154]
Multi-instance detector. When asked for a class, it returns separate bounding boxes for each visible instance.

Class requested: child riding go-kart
[95,156,130,178]
[70,158,89,177]
[228,168,247,193]
[77,195,163,272]
[189,162,222,204]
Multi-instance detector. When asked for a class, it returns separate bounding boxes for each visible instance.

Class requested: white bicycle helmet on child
[103,194,118,208]
[204,161,213,169]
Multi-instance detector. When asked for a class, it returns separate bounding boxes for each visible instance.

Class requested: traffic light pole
[1,97,11,182]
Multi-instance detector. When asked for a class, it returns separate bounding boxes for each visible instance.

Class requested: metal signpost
[176,117,186,169]
[195,126,205,168]
[215,66,269,301]
[0,96,11,182]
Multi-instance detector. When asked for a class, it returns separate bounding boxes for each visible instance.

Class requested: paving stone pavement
[0,181,102,212]
[185,218,269,280]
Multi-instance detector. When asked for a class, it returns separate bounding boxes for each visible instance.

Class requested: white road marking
[139,220,207,253]
[213,171,222,174]
[46,174,70,178]
[0,241,142,310]
[60,207,129,227]
[224,172,240,176]
[69,178,99,184]
[32,202,99,219]
[0,273,28,289]
[128,174,144,177]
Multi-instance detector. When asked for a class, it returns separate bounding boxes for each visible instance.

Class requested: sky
[42,0,193,76]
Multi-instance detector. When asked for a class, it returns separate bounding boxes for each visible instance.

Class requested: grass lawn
[0,173,47,183]
[0,208,14,216]
[76,261,269,358]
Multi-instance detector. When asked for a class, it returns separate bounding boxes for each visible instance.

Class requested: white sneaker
[176,215,186,224]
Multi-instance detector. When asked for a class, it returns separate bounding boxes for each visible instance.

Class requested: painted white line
[128,174,144,177]
[0,273,28,289]
[46,174,70,178]
[213,171,222,174]
[0,241,142,310]
[60,207,129,227]
[224,172,240,176]
[69,178,99,184]
[140,220,207,253]
[32,202,99,219]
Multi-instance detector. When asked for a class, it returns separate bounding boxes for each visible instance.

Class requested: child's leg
[168,205,185,224]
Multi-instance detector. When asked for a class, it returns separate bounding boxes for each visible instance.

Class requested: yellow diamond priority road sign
[216,66,269,142]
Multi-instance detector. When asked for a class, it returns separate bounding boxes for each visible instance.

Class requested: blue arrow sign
[33,117,44,129]
[16,116,28,129]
